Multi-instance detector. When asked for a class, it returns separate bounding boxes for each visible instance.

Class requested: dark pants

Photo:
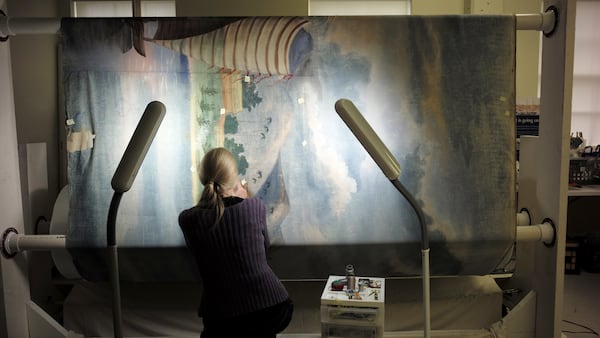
[201,299,294,338]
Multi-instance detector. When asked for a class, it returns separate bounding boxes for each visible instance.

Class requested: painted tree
[242,81,263,112]
[224,114,239,134]
[224,137,248,175]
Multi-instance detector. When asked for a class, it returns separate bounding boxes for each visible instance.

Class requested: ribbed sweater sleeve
[178,197,289,319]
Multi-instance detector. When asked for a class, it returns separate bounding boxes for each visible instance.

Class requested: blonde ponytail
[197,148,239,227]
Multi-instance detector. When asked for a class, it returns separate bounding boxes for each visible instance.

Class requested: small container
[345,264,356,291]
[358,279,368,292]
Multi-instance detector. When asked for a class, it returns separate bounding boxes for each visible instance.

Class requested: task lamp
[335,98,431,338]
[107,101,166,338]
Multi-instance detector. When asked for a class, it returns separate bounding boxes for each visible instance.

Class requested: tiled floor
[562,271,600,338]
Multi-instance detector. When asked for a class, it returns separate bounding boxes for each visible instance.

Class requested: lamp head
[111,101,166,193]
[335,98,401,180]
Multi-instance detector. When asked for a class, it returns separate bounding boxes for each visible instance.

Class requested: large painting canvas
[61,16,516,281]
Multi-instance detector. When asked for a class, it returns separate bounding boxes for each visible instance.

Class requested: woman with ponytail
[178,147,293,338]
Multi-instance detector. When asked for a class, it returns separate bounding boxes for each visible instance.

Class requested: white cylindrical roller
[50,185,82,279]
[0,17,60,37]
[516,223,555,243]
[4,233,66,254]
[515,10,556,33]
[517,210,531,227]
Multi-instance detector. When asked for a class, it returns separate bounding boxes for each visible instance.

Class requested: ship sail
[152,17,311,76]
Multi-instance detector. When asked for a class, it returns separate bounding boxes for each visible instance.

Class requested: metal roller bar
[516,9,557,34]
[1,228,66,258]
[10,234,66,251]
[2,219,550,251]
[1,11,557,38]
[516,222,555,244]
[0,17,60,37]
[517,209,531,227]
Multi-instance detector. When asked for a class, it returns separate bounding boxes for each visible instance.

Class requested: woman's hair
[197,147,239,226]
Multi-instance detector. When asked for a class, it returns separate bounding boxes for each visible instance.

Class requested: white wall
[177,0,308,16]
[412,0,464,14]
[0,1,31,337]
[8,0,65,213]
[570,0,600,146]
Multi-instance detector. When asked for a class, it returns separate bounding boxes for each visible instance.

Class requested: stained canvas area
[61,16,516,281]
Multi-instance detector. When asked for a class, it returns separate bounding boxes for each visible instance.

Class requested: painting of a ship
[61,15,516,281]
[152,17,312,77]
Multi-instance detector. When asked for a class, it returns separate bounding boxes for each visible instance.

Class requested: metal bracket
[0,10,9,42]
[517,208,532,226]
[1,227,18,258]
[543,5,559,37]
[542,218,557,247]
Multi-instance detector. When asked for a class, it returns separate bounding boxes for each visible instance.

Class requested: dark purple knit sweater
[178,196,289,319]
